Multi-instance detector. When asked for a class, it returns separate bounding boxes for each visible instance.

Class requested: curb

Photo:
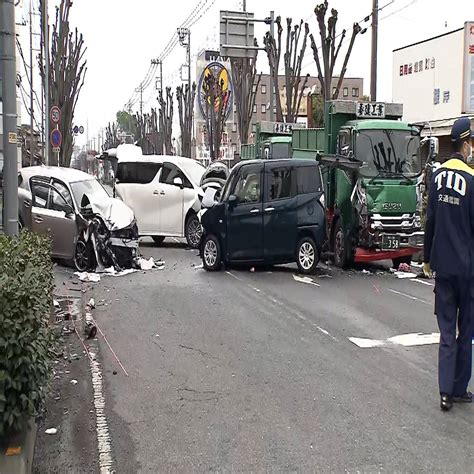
[0,418,37,474]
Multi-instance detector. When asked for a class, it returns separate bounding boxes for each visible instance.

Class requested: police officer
[424,116,474,411]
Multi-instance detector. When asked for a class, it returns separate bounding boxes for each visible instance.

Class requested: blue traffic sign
[50,129,62,148]
[73,125,79,134]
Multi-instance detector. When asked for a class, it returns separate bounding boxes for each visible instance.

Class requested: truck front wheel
[333,219,352,268]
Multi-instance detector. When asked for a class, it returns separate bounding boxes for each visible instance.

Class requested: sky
[15,0,472,147]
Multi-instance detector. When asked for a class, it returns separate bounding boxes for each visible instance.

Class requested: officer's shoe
[452,391,473,403]
[440,393,453,411]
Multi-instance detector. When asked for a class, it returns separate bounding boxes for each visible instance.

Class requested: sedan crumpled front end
[79,194,140,271]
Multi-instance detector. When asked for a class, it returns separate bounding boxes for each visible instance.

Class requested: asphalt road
[88,239,474,472]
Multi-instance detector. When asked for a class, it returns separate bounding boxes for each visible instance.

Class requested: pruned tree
[203,72,229,161]
[103,122,121,151]
[231,44,261,145]
[264,17,311,123]
[158,88,173,155]
[41,0,87,166]
[116,110,138,143]
[282,19,311,123]
[176,82,196,158]
[135,108,163,155]
[263,16,284,122]
[310,1,364,104]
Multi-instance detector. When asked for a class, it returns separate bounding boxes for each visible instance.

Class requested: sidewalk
[32,266,100,473]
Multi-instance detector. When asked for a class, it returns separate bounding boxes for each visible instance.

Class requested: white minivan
[111,150,206,248]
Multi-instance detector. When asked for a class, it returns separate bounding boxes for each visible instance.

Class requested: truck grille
[370,213,419,231]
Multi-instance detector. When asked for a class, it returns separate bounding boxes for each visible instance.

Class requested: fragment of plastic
[74,272,101,283]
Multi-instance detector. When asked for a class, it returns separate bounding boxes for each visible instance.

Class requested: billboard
[462,21,474,113]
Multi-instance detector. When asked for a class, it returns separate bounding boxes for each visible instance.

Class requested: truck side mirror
[428,137,439,160]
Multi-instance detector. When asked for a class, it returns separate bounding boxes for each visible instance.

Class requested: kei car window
[296,166,322,195]
[116,162,161,184]
[267,167,295,201]
[160,163,192,188]
[232,165,261,204]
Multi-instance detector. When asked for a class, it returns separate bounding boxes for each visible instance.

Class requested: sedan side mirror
[60,203,74,217]
[173,177,183,188]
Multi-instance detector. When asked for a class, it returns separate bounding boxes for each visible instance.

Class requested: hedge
[0,231,55,437]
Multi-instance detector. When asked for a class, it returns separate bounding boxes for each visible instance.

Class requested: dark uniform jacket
[424,154,474,277]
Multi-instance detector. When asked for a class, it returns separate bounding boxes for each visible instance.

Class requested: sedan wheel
[186,214,202,249]
[296,237,319,274]
[74,239,94,272]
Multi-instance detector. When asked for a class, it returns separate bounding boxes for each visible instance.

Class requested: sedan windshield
[70,179,110,208]
[356,129,422,178]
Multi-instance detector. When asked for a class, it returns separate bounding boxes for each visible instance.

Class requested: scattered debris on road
[293,275,320,287]
[45,428,58,435]
[70,379,78,385]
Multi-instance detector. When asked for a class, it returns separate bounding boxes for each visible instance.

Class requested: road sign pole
[1,0,19,236]
[269,10,275,121]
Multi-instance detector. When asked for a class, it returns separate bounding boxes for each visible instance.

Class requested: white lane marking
[349,332,440,348]
[226,271,261,294]
[293,275,320,287]
[90,356,113,472]
[386,288,431,305]
[411,278,434,287]
[388,332,439,346]
[349,337,384,348]
[226,271,334,340]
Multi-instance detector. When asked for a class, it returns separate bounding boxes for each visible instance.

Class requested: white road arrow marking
[349,332,440,348]
[293,275,320,287]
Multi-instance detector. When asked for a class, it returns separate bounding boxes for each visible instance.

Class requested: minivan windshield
[356,129,421,178]
[180,160,205,185]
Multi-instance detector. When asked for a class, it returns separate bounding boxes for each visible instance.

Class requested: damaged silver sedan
[18,166,139,271]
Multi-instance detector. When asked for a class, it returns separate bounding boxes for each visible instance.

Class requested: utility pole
[152,59,163,97]
[1,0,19,236]
[370,0,378,101]
[29,0,35,165]
[42,0,50,165]
[242,0,246,11]
[187,30,191,86]
[269,10,275,121]
[137,82,143,116]
[177,28,191,84]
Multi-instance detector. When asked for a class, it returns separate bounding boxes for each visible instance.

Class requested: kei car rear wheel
[202,235,222,271]
[74,239,95,272]
[185,213,202,249]
[296,237,319,274]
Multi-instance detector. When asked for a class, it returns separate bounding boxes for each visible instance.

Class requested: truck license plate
[382,235,401,250]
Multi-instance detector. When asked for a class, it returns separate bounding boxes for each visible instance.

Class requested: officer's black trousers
[435,274,474,396]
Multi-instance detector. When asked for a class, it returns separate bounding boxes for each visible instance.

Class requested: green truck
[241,121,304,160]
[293,100,432,267]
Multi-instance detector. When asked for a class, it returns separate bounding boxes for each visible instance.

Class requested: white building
[392,22,474,159]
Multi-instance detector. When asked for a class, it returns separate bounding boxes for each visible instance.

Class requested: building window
[343,87,348,97]
[352,88,359,97]
[261,104,267,113]
[261,84,266,94]
[233,103,237,113]
[273,86,276,94]
[252,124,257,132]
[253,104,257,113]
[273,106,277,114]
[332,87,337,96]
[252,84,257,93]
[232,122,237,132]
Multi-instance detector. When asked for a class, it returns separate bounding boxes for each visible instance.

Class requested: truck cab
[319,100,427,267]
[241,121,302,160]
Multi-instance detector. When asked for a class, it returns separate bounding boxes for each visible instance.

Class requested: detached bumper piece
[354,247,418,263]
